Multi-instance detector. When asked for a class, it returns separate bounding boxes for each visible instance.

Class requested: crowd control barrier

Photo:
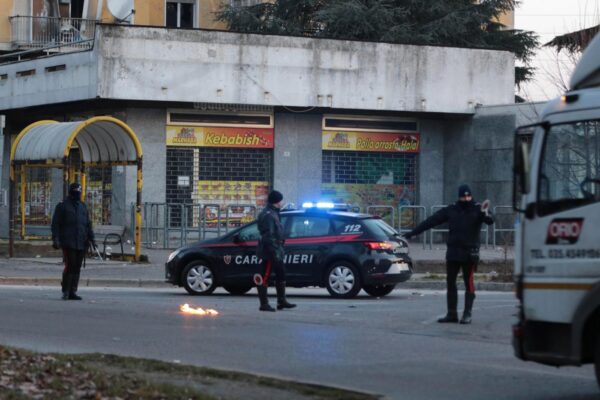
[492,206,516,248]
[398,205,427,248]
[366,205,396,228]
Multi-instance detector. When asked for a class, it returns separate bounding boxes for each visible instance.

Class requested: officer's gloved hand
[52,239,60,250]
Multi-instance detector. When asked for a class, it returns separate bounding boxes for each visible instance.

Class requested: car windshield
[538,120,600,215]
[362,218,398,240]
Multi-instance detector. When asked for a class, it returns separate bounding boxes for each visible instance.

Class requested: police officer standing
[404,184,493,324]
[255,190,296,312]
[51,183,96,300]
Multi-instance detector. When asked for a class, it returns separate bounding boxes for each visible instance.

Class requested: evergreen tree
[217,0,538,88]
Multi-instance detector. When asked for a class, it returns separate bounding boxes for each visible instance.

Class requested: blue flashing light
[316,202,335,209]
[302,201,335,209]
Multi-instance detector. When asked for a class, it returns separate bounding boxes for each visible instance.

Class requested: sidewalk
[0,246,514,292]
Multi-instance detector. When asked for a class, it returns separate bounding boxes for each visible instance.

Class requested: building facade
[0,9,517,240]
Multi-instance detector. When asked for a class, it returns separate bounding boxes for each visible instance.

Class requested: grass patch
[0,346,378,400]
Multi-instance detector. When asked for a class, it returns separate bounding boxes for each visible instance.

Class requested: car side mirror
[513,127,534,213]
[232,234,241,243]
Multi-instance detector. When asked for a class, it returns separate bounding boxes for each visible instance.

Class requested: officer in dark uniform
[404,184,494,324]
[255,190,296,312]
[51,183,96,300]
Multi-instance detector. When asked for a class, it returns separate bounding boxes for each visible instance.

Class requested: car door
[284,215,332,283]
[222,222,261,282]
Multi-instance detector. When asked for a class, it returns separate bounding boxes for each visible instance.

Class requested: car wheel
[363,284,396,297]
[325,261,362,298]
[223,284,253,295]
[182,260,217,295]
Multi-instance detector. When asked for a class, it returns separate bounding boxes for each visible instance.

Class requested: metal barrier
[366,205,395,228]
[131,202,510,250]
[141,202,165,248]
[225,204,257,233]
[201,204,222,240]
[348,205,362,213]
[398,205,427,248]
[429,205,448,250]
[182,204,205,246]
[429,205,490,249]
[8,16,97,50]
[492,206,516,247]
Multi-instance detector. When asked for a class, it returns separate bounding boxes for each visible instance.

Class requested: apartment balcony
[8,15,97,52]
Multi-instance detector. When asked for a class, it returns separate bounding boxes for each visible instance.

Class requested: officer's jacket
[51,198,95,251]
[409,201,494,262]
[256,204,284,262]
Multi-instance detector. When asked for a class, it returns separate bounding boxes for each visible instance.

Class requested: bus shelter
[9,116,143,260]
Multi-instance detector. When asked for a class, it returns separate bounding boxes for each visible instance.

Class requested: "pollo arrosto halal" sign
[166,126,274,148]
[322,130,420,153]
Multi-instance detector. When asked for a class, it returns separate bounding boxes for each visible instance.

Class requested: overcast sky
[515,0,600,101]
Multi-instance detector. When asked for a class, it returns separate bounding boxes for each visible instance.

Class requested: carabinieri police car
[165,203,412,298]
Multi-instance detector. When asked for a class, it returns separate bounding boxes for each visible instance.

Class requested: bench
[94,225,125,259]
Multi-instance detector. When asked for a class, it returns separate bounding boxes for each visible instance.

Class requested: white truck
[512,33,600,388]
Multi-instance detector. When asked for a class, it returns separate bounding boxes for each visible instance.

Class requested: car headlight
[167,249,180,263]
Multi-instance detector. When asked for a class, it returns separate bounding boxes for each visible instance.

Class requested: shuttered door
[321,116,420,228]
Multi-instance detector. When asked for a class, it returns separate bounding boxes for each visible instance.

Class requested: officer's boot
[276,281,296,310]
[460,292,475,324]
[257,285,275,312]
[61,274,72,300]
[69,273,82,300]
[438,287,459,323]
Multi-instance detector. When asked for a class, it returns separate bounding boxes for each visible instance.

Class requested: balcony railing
[9,16,97,50]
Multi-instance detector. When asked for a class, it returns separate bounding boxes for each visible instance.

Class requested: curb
[0,277,171,288]
[0,277,514,291]
[403,281,514,292]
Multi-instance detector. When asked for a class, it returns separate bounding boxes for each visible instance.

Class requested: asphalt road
[0,285,597,400]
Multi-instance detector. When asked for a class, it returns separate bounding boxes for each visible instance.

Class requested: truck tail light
[364,241,393,250]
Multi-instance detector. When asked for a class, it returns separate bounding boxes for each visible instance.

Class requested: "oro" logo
[546,218,584,244]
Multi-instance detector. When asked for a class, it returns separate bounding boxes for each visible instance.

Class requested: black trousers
[259,257,285,286]
[446,260,476,312]
[62,248,85,293]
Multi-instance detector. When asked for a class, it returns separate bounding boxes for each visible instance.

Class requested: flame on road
[180,303,219,316]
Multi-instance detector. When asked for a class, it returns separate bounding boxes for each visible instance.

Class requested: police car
[165,203,412,298]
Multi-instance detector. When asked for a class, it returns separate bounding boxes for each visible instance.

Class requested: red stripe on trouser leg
[63,249,69,273]
[262,259,272,286]
[469,264,475,293]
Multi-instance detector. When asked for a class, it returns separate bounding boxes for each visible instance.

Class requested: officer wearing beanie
[404,184,493,324]
[255,190,296,312]
[51,183,96,300]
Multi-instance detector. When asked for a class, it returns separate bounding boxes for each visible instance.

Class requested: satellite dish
[107,0,135,23]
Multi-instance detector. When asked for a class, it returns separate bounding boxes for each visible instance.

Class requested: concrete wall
[418,119,445,211]
[0,50,98,110]
[123,108,168,228]
[443,102,545,206]
[96,25,514,113]
[273,113,322,207]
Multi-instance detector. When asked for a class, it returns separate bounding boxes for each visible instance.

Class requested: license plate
[387,263,409,274]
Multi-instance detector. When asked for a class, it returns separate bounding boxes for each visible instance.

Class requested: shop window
[323,115,417,132]
[168,111,273,128]
[166,1,195,29]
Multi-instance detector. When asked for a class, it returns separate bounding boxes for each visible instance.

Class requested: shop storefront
[321,115,420,226]
[165,110,274,227]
